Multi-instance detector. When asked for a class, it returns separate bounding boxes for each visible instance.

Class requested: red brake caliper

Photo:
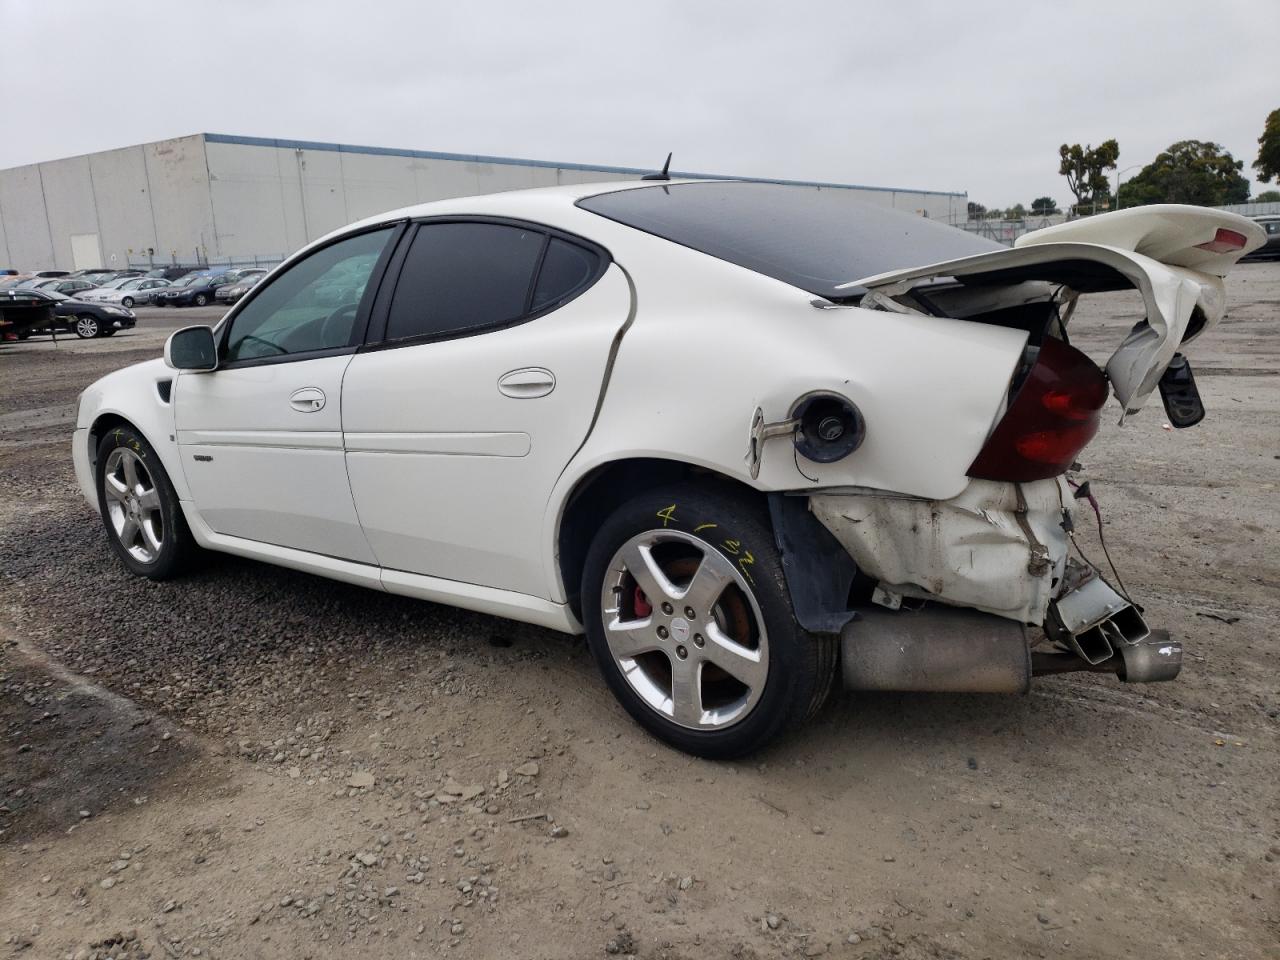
[633,585,652,618]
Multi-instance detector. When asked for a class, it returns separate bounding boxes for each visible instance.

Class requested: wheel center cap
[670,617,691,643]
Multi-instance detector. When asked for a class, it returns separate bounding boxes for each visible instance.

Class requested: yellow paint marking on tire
[656,504,678,527]
[693,522,717,533]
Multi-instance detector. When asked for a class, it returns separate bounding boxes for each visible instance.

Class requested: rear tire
[95,425,197,580]
[582,482,837,758]
[74,315,100,339]
[194,293,209,306]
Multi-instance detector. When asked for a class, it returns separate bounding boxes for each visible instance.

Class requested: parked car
[33,277,98,296]
[13,285,136,338]
[69,182,1265,757]
[80,276,172,308]
[1240,215,1280,261]
[145,265,202,281]
[214,271,267,303]
[1,288,57,340]
[153,269,234,307]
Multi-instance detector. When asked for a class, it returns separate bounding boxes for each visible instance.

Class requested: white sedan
[71,180,1264,756]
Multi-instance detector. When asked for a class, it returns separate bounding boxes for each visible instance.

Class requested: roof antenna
[641,152,672,181]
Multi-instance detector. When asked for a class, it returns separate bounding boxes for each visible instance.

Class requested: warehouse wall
[1,133,968,270]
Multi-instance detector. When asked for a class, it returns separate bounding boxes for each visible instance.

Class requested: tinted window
[577,181,1000,298]
[225,227,392,362]
[531,238,599,311]
[385,223,544,341]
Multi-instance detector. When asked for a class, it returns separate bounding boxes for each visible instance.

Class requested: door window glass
[385,223,544,341]
[225,228,392,361]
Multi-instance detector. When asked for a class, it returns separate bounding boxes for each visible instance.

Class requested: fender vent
[156,379,172,404]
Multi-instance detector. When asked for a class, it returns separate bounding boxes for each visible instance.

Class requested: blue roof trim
[201,133,965,199]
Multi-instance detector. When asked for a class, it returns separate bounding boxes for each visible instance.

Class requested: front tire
[121,296,134,308]
[74,315,100,338]
[194,293,209,306]
[582,483,837,759]
[95,426,197,580]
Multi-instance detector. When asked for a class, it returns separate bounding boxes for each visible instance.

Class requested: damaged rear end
[811,205,1265,693]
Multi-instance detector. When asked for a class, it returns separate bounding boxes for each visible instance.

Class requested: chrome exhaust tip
[1046,576,1149,665]
[1115,629,1182,683]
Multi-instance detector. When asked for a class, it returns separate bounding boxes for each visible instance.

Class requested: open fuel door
[838,205,1265,420]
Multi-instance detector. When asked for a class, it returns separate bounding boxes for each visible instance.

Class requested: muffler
[840,606,1031,694]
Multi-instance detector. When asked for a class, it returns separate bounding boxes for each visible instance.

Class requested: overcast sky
[3,0,1276,207]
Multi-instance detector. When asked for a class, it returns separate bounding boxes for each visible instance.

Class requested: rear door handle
[497,367,556,399]
[290,387,326,412]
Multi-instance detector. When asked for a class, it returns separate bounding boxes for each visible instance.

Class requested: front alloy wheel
[583,483,837,758]
[95,425,197,579]
[75,315,100,338]
[194,293,209,306]
[102,447,164,563]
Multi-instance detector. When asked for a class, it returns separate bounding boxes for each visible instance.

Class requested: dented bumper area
[810,479,1182,689]
[809,478,1071,627]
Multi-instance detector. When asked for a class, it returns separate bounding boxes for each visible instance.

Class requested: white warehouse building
[0,133,969,272]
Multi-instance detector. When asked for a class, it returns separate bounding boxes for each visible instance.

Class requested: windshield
[577,181,1000,298]
[100,277,133,289]
[119,277,147,290]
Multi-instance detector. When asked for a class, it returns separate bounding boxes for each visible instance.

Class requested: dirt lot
[1,278,1277,960]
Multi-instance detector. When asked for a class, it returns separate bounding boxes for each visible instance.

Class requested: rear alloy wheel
[95,425,196,579]
[194,293,209,306]
[74,315,100,338]
[583,483,837,758]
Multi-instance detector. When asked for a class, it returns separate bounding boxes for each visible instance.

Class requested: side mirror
[164,325,218,371]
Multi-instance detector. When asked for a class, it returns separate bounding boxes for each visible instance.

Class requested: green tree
[967,201,986,219]
[1255,189,1280,202]
[1253,108,1280,183]
[1031,196,1061,215]
[1059,140,1119,212]
[1119,140,1251,207]
[1007,203,1027,219]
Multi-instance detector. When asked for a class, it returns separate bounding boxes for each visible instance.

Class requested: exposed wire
[1067,478,1136,606]
[792,439,818,483]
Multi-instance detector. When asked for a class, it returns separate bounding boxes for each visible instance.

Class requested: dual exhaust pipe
[840,580,1182,693]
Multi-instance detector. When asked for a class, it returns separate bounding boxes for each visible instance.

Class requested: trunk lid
[838,205,1266,418]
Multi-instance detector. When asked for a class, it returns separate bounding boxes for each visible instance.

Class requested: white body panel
[173,356,374,562]
[342,265,633,597]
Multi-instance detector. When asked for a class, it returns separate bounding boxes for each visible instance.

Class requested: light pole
[1114,164,1142,211]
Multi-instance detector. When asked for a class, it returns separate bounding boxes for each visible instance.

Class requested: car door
[341,219,632,599]
[174,224,400,561]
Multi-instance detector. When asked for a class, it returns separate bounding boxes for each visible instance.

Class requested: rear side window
[531,238,600,311]
[385,223,544,341]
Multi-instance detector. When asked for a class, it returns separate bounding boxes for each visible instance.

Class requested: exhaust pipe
[1032,630,1182,683]
[840,606,1031,694]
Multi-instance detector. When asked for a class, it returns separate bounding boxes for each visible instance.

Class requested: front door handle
[498,367,556,399]
[290,387,326,412]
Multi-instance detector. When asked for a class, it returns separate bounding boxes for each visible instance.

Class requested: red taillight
[1194,228,1247,254]
[968,338,1108,482]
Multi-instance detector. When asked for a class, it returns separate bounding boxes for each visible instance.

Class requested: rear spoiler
[838,205,1265,420]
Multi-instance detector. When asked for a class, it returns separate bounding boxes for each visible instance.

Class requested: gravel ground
[1,285,1277,959]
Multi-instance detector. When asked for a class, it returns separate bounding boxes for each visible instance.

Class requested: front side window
[225,227,392,362]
